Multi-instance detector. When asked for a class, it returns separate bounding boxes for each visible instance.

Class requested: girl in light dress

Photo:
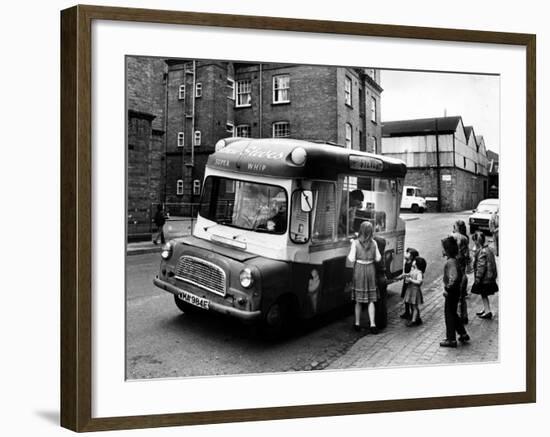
[347,221,381,333]
[403,257,427,327]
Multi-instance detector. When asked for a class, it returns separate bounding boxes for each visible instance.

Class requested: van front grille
[175,256,226,296]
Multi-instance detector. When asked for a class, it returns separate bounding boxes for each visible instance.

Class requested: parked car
[469,198,499,234]
[400,186,426,213]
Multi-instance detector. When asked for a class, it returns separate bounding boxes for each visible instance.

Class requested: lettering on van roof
[207,138,407,179]
[349,155,383,172]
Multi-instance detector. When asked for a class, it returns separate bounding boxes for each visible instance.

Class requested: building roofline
[382,115,464,137]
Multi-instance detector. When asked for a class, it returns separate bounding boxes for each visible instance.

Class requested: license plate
[177,290,209,310]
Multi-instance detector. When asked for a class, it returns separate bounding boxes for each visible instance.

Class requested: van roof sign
[349,155,383,172]
[208,138,406,180]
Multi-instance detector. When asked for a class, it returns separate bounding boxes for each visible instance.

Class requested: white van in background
[400,186,426,213]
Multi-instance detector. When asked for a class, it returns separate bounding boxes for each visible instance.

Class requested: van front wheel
[411,204,419,213]
[261,298,295,340]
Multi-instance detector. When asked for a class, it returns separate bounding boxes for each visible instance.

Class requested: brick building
[127,57,167,239]
[127,57,384,239]
[381,116,489,212]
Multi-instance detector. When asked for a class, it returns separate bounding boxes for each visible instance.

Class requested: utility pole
[435,118,442,212]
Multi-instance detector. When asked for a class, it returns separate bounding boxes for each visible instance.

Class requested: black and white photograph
[126,57,500,380]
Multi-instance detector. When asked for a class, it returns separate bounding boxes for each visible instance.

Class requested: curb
[127,247,161,256]
[403,217,419,222]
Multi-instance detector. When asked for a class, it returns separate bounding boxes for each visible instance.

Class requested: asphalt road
[126,211,475,379]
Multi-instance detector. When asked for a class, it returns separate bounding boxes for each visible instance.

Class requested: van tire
[411,204,419,213]
[174,294,201,314]
[260,297,296,340]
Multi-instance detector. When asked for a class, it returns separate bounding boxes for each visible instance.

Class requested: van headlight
[239,267,254,288]
[290,147,307,166]
[161,241,174,260]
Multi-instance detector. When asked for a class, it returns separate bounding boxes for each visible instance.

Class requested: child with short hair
[403,257,427,327]
[440,236,469,347]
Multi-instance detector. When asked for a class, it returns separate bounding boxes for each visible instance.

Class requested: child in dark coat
[471,231,499,319]
[440,236,469,348]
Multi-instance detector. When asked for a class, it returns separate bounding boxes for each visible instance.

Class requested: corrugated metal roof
[382,116,462,137]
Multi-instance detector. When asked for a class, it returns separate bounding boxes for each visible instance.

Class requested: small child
[440,236,469,347]
[400,248,419,320]
[403,257,427,327]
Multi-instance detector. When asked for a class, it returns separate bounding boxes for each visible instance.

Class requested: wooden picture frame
[60,4,536,432]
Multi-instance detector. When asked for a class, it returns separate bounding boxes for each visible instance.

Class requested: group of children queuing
[348,219,499,348]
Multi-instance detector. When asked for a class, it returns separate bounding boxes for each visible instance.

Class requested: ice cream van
[153,138,407,337]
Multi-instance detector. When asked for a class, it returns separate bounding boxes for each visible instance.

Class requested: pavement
[327,270,499,370]
[125,210,499,378]
[127,240,162,256]
[127,217,196,255]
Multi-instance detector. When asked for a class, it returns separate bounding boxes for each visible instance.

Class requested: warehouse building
[381,116,489,212]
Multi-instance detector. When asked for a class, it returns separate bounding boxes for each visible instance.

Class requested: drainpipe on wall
[163,66,168,205]
[435,118,442,212]
[191,60,196,168]
[259,63,263,137]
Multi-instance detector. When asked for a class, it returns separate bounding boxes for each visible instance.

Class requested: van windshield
[199,176,288,234]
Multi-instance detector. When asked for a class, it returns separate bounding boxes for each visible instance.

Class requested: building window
[272,121,290,138]
[177,132,184,147]
[359,131,363,151]
[475,163,478,174]
[194,130,201,146]
[226,122,235,136]
[344,76,352,106]
[236,79,252,107]
[236,124,251,138]
[345,123,352,148]
[195,82,202,98]
[227,78,235,100]
[464,157,467,168]
[371,97,377,122]
[372,136,378,154]
[273,74,290,103]
[176,180,184,196]
[178,84,185,100]
[193,179,201,196]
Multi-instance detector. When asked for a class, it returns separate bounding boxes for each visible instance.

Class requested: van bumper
[153,277,262,322]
